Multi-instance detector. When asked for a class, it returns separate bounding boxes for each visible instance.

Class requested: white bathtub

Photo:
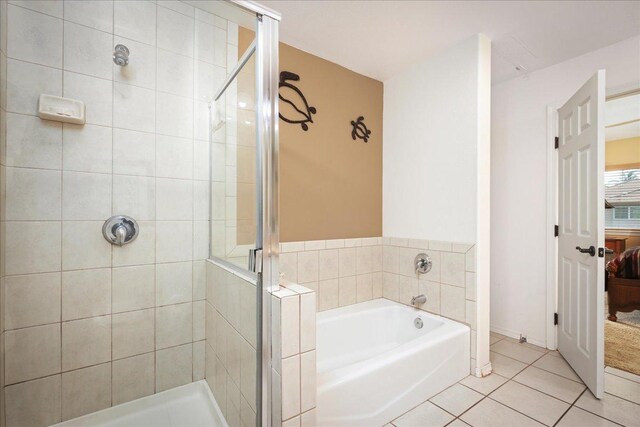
[316,299,470,427]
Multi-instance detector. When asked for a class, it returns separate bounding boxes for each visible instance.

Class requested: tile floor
[386,332,640,427]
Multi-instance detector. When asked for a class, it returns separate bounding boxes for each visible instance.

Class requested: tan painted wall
[606,136,640,171]
[239,29,383,242]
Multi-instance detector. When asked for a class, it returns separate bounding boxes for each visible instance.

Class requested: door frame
[545,82,640,350]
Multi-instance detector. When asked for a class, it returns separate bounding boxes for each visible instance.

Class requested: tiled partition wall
[205,260,257,427]
[279,237,478,372]
[0,1,237,425]
[271,283,317,427]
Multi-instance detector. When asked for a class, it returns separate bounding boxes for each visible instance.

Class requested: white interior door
[557,70,605,399]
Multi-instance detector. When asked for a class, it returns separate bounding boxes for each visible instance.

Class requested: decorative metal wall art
[350,116,371,143]
[278,71,317,131]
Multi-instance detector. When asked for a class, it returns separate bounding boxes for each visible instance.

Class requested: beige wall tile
[5,221,61,275]
[356,246,372,274]
[112,265,155,313]
[338,248,356,277]
[338,276,356,307]
[156,343,193,392]
[156,261,193,306]
[112,353,155,405]
[5,167,61,220]
[112,309,154,359]
[193,340,206,381]
[62,221,111,270]
[193,300,206,342]
[440,284,465,322]
[239,279,257,347]
[281,295,300,358]
[301,409,316,427]
[62,268,111,321]
[371,245,382,272]
[398,275,419,305]
[281,355,300,421]
[419,250,441,282]
[61,363,111,421]
[5,323,61,384]
[112,221,155,267]
[300,292,316,353]
[318,249,339,280]
[465,246,476,272]
[279,252,297,282]
[156,302,193,349]
[300,351,316,413]
[382,272,399,301]
[372,272,383,299]
[240,338,257,411]
[441,252,465,287]
[398,247,418,277]
[5,374,61,427]
[283,416,300,427]
[356,273,373,303]
[297,251,318,284]
[419,280,441,314]
[4,272,60,330]
[382,245,399,274]
[62,315,111,371]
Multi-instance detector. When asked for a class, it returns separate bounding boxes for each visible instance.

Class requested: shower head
[113,44,129,66]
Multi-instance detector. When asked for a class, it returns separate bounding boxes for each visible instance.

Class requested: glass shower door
[206,5,279,427]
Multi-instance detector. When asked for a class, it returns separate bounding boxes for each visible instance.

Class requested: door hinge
[554,225,559,237]
[554,136,559,149]
[554,313,559,325]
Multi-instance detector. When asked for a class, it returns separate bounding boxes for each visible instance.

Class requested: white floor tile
[490,380,570,426]
[556,407,618,427]
[392,401,454,427]
[429,383,483,416]
[460,374,508,395]
[604,372,640,404]
[490,352,527,379]
[575,389,640,426]
[513,366,585,403]
[460,398,544,427]
[490,340,546,364]
[447,420,470,427]
[532,353,582,383]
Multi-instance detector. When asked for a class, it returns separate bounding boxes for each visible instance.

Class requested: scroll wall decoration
[278,71,317,131]
[351,116,372,143]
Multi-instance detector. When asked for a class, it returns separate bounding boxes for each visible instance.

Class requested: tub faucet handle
[411,294,427,305]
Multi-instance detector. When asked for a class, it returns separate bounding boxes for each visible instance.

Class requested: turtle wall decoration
[278,71,317,131]
[350,116,372,143]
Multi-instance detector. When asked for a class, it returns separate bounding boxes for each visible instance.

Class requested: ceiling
[261,1,640,84]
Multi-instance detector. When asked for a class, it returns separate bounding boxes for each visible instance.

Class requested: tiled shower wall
[279,237,478,371]
[0,1,237,425]
[205,260,257,427]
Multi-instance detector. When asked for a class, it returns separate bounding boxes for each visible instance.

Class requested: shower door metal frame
[254,11,280,427]
[208,2,280,426]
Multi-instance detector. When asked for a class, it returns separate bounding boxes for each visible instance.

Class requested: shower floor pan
[52,380,227,427]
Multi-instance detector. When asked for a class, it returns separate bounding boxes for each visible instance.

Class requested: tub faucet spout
[411,294,426,305]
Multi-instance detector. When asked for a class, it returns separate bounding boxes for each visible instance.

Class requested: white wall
[383,35,486,243]
[491,35,640,347]
[383,34,492,375]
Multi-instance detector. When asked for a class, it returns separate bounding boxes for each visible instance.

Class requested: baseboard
[475,362,492,378]
[490,325,546,349]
